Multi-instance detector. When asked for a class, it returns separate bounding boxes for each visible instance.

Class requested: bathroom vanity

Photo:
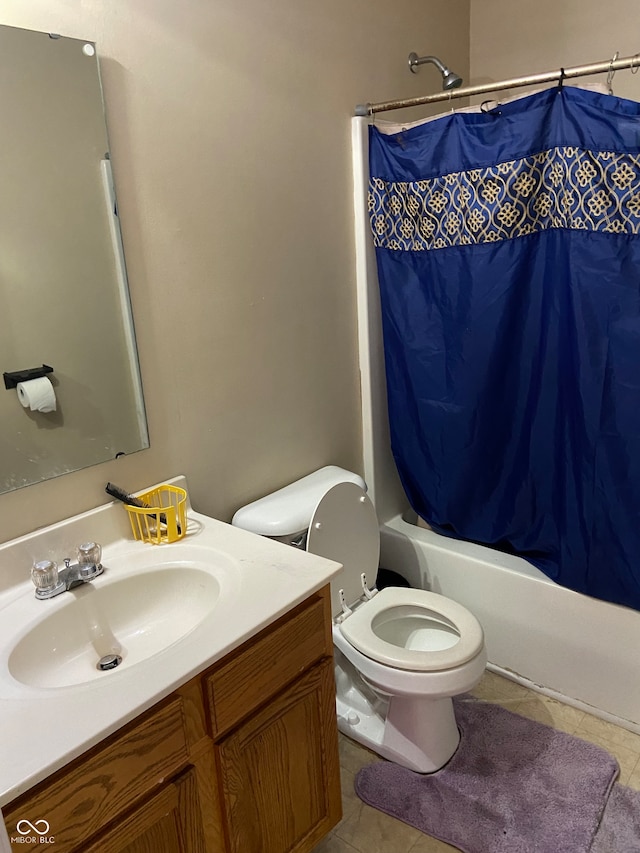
[3,588,340,852]
[0,479,342,852]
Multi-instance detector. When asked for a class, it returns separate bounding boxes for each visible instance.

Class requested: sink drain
[97,653,123,672]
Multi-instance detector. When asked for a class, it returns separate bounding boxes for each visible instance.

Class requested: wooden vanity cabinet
[215,660,339,853]
[3,587,341,853]
[82,766,207,853]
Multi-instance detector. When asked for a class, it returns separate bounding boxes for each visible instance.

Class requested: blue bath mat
[354,697,619,853]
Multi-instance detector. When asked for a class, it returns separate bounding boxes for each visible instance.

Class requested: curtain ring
[607,51,619,94]
[557,68,566,92]
[631,54,640,75]
[480,99,502,116]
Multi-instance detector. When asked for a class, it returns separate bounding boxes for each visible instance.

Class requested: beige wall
[471,0,640,100]
[0,0,470,542]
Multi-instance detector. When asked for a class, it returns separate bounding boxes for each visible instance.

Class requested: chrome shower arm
[408,53,446,75]
[407,53,463,90]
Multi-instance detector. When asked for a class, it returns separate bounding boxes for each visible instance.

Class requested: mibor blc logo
[10,819,55,845]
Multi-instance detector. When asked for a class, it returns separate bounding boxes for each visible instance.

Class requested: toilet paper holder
[3,364,54,390]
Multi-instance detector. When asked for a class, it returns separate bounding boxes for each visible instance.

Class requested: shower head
[408,52,464,90]
[442,68,464,90]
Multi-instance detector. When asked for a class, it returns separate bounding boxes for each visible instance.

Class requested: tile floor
[313,670,640,853]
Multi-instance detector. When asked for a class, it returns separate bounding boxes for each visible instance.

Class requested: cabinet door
[83,767,210,853]
[3,696,189,853]
[217,658,341,853]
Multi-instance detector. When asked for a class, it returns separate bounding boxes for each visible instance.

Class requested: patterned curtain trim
[369,147,640,251]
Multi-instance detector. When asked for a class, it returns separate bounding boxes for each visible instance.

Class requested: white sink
[2,548,238,691]
[0,480,342,808]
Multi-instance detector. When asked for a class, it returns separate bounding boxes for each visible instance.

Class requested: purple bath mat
[354,697,619,853]
[591,783,640,852]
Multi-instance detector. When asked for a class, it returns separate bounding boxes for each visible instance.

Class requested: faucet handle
[77,541,102,564]
[76,542,102,580]
[31,559,61,595]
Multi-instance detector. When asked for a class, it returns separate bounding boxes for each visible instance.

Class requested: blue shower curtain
[369,86,640,611]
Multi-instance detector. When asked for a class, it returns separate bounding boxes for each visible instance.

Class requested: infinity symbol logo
[16,819,50,835]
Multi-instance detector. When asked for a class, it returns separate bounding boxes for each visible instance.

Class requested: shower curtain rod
[354,52,640,116]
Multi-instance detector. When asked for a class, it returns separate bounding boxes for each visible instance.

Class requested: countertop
[0,485,341,807]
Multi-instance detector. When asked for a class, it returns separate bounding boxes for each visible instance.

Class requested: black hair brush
[105,482,181,533]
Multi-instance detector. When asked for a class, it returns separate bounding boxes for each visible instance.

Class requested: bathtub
[378,512,640,731]
[351,115,640,733]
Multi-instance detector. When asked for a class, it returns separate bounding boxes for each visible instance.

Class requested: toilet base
[335,649,463,773]
[337,693,460,773]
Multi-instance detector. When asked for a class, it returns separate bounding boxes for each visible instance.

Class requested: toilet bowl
[232,466,487,773]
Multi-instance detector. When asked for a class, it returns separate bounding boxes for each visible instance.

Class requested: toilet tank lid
[231,466,367,537]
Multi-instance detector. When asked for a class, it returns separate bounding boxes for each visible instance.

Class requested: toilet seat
[339,587,484,672]
[306,482,484,673]
[307,481,380,620]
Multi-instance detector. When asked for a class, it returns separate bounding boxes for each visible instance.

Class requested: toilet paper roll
[16,377,57,413]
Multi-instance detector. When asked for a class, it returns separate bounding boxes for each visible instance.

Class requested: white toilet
[232,466,487,773]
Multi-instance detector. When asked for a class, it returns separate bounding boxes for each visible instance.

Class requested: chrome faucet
[31,542,104,599]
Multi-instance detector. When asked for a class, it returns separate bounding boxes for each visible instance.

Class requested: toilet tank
[231,465,366,540]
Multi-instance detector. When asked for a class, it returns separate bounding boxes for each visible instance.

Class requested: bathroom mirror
[0,24,148,494]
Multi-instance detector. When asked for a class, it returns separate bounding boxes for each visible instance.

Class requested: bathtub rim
[379,512,640,733]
